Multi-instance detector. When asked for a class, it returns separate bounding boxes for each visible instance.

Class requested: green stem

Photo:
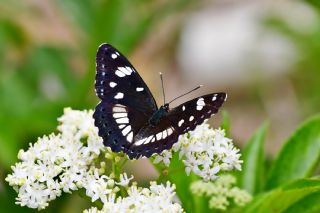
[118,158,128,170]
[111,157,128,197]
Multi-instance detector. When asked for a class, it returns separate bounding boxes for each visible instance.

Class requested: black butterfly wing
[127,93,227,159]
[127,118,179,159]
[167,93,227,134]
[95,43,157,113]
[93,44,158,153]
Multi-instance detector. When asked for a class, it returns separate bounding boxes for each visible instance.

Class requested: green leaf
[266,115,320,190]
[244,178,320,213]
[239,122,268,195]
[283,191,320,213]
[221,110,231,137]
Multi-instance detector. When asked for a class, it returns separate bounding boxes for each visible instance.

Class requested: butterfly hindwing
[127,118,179,159]
[94,101,150,152]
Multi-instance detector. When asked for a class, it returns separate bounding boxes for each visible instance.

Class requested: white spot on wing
[122,125,131,136]
[112,112,127,118]
[162,130,167,139]
[167,128,173,136]
[182,106,185,111]
[135,138,146,146]
[212,96,217,101]
[116,117,129,124]
[115,70,125,77]
[113,105,126,112]
[119,125,126,129]
[144,136,153,144]
[127,132,133,142]
[136,87,144,92]
[189,116,194,121]
[156,132,162,140]
[118,67,133,75]
[110,82,117,88]
[111,53,117,59]
[178,119,184,127]
[196,98,205,111]
[114,92,124,99]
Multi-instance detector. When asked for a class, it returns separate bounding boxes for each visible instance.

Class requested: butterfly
[93,43,227,159]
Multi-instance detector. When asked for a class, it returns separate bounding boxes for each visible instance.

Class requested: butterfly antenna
[168,85,203,104]
[160,72,166,105]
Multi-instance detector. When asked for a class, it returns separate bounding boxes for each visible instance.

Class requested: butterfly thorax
[149,104,169,126]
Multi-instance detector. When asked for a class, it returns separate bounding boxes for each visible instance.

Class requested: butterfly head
[162,103,170,112]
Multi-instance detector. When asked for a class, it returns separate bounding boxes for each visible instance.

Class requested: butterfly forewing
[95,44,157,114]
[167,93,227,134]
[123,93,226,159]
[94,44,158,153]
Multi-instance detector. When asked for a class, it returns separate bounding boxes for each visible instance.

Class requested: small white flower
[153,150,172,167]
[115,173,133,187]
[83,169,113,203]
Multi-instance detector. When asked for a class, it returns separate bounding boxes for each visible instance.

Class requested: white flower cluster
[6,108,184,212]
[190,174,252,210]
[154,122,242,181]
[6,108,107,209]
[84,181,184,213]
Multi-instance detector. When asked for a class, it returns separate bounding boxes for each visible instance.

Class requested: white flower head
[154,121,242,181]
[6,108,108,209]
[84,181,184,213]
[190,174,252,210]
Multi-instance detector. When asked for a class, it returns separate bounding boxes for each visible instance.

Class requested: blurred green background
[0,0,320,212]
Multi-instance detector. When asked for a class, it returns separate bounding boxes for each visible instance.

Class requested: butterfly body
[149,104,169,126]
[93,43,227,159]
